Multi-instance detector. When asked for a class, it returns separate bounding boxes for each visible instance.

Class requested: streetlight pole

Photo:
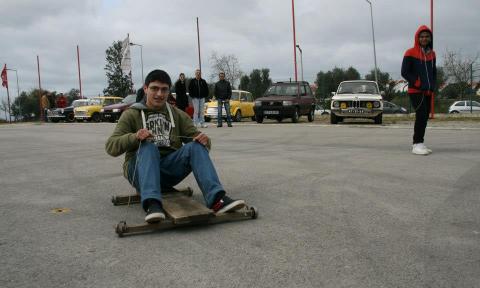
[129,42,144,83]
[6,68,20,119]
[291,0,298,82]
[365,0,378,84]
[296,45,304,82]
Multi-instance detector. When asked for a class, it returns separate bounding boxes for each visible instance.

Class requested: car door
[300,84,314,114]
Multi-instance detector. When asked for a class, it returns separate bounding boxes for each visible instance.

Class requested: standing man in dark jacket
[214,72,233,127]
[401,25,436,155]
[174,73,188,112]
[188,69,209,128]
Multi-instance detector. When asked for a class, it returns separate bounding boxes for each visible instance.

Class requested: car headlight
[332,101,339,108]
[60,109,64,113]
[340,102,347,109]
[100,109,104,112]
[112,109,120,113]
[282,101,292,106]
[373,101,380,108]
[366,102,373,109]
[255,101,262,106]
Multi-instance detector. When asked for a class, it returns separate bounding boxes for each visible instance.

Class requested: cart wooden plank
[162,195,213,224]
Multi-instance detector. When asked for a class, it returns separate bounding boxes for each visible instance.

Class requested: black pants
[409,93,431,144]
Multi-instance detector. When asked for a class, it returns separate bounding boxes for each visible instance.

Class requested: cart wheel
[111,196,118,205]
[116,221,127,237]
[186,187,194,197]
[250,206,258,219]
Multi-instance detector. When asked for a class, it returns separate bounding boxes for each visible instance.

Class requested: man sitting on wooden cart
[105,69,245,223]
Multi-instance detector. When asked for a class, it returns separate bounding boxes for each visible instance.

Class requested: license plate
[264,110,279,115]
[347,109,366,114]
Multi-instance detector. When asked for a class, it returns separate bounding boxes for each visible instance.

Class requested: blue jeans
[191,98,205,126]
[217,100,232,126]
[127,141,225,209]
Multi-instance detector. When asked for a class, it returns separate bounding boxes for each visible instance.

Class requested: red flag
[1,64,7,88]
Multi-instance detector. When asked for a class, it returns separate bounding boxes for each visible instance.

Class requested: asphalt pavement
[1,119,479,288]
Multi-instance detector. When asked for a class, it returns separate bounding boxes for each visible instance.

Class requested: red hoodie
[401,25,437,96]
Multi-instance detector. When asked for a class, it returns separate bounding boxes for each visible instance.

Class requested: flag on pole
[1,64,8,88]
[120,35,132,76]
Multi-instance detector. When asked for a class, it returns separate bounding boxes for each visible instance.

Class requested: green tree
[66,88,80,104]
[260,68,272,95]
[239,75,250,91]
[103,41,133,98]
[315,66,360,100]
[365,68,396,101]
[238,68,272,99]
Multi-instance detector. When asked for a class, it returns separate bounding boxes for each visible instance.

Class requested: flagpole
[37,55,43,121]
[4,65,12,123]
[77,45,83,99]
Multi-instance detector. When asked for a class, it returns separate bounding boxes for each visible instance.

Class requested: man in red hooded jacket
[401,25,436,155]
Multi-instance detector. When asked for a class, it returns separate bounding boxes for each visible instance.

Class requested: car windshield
[337,82,379,94]
[265,84,304,96]
[90,99,102,105]
[231,91,240,101]
[72,100,91,107]
[122,94,137,104]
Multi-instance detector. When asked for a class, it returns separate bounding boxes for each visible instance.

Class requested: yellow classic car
[204,90,255,122]
[74,96,123,122]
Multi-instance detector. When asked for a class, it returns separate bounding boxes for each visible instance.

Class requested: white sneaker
[201,123,208,128]
[412,143,429,155]
[423,144,432,154]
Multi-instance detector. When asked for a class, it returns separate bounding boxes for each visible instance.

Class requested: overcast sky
[1,0,479,103]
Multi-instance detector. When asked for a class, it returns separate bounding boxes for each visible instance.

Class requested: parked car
[330,80,383,124]
[47,99,92,122]
[383,101,407,114]
[315,104,331,115]
[448,100,480,114]
[74,96,123,122]
[204,90,255,122]
[100,94,137,122]
[253,81,316,123]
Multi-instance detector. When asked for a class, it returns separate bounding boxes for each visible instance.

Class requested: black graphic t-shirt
[145,112,172,147]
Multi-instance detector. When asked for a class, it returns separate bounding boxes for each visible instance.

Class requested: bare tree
[1,99,10,121]
[209,51,243,87]
[443,49,478,98]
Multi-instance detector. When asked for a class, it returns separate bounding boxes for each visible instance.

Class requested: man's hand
[193,133,209,146]
[136,128,153,141]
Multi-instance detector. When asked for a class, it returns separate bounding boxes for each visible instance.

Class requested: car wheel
[307,107,314,122]
[450,111,459,114]
[374,113,383,124]
[255,115,264,123]
[91,113,101,122]
[51,119,59,123]
[321,111,329,115]
[66,113,74,122]
[291,108,299,123]
[330,113,339,124]
[234,110,242,122]
[251,116,256,121]
[276,117,283,123]
[204,117,211,122]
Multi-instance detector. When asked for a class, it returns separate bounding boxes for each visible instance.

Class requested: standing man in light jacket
[214,72,233,127]
[188,69,209,128]
[401,25,436,155]
[105,69,245,223]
